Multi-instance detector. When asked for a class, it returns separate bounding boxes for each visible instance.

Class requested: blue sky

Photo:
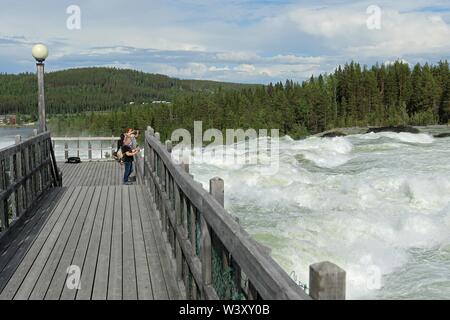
[0,0,449,83]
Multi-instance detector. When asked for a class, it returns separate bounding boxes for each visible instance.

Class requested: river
[0,127,34,150]
[1,126,449,299]
[189,127,450,299]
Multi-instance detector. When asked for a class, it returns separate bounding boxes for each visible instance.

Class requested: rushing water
[189,127,450,299]
[0,127,34,150]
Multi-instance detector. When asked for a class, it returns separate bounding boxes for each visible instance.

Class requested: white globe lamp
[32,43,49,62]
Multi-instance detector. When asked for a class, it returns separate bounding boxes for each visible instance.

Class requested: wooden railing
[0,131,61,237]
[51,137,119,161]
[140,127,318,300]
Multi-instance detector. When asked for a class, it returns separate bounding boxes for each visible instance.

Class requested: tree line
[0,67,255,117]
[1,62,449,140]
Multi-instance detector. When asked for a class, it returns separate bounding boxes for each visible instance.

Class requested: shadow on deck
[0,162,183,300]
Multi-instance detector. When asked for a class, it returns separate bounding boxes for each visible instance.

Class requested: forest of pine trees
[0,67,255,116]
[1,61,449,139]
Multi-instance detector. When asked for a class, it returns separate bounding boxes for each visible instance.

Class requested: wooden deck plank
[122,186,138,300]
[59,162,125,187]
[68,186,107,300]
[28,186,96,300]
[139,186,182,300]
[0,187,80,300]
[136,186,170,300]
[0,188,65,293]
[107,185,123,300]
[129,186,153,300]
[44,186,102,300]
[91,186,115,300]
[0,188,63,271]
[13,187,90,300]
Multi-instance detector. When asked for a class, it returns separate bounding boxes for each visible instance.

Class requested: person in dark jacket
[122,136,140,184]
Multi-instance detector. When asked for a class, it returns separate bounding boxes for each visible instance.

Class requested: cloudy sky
[0,0,449,83]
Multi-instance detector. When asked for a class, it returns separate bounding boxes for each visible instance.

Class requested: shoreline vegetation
[1,60,449,141]
[4,123,449,140]
[316,125,450,138]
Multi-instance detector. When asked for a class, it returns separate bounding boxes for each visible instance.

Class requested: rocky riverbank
[315,125,450,138]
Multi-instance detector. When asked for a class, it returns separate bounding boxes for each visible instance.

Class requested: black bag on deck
[67,157,81,164]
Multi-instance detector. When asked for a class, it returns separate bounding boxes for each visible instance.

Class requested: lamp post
[32,44,49,133]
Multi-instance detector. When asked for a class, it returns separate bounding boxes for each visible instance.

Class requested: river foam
[191,130,450,299]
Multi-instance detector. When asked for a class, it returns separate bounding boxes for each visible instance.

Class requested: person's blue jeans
[124,161,133,183]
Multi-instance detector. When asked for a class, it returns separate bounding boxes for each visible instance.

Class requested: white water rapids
[188,129,450,299]
[1,127,449,299]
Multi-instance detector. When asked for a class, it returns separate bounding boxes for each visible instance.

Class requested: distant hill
[0,67,258,116]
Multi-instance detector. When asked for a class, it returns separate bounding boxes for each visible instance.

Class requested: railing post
[15,135,23,217]
[209,177,224,207]
[201,177,226,299]
[23,139,31,206]
[0,158,6,231]
[77,139,80,158]
[181,147,190,174]
[64,141,69,160]
[88,141,92,160]
[165,140,172,153]
[309,261,346,300]
[174,183,183,281]
[111,136,115,156]
[201,213,213,297]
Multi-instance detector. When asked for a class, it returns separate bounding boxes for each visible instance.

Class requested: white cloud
[288,5,450,58]
[0,0,449,82]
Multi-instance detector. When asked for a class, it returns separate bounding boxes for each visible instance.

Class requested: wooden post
[175,184,183,281]
[36,62,46,133]
[309,261,346,300]
[88,141,92,160]
[77,139,80,158]
[33,129,38,136]
[166,140,173,153]
[15,136,23,217]
[23,141,31,209]
[209,177,224,207]
[64,142,69,160]
[155,132,161,142]
[0,159,6,231]
[209,176,229,297]
[111,136,115,155]
[201,214,212,292]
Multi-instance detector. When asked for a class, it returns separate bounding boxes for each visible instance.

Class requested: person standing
[122,136,140,185]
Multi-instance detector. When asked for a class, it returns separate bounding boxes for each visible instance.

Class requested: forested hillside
[46,61,450,139]
[0,67,256,115]
[1,62,449,138]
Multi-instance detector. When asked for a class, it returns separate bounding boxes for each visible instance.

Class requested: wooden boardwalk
[59,162,125,186]
[0,162,182,300]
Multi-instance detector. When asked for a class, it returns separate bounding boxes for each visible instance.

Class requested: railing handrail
[0,131,60,239]
[52,137,120,141]
[143,130,311,300]
[51,136,120,161]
